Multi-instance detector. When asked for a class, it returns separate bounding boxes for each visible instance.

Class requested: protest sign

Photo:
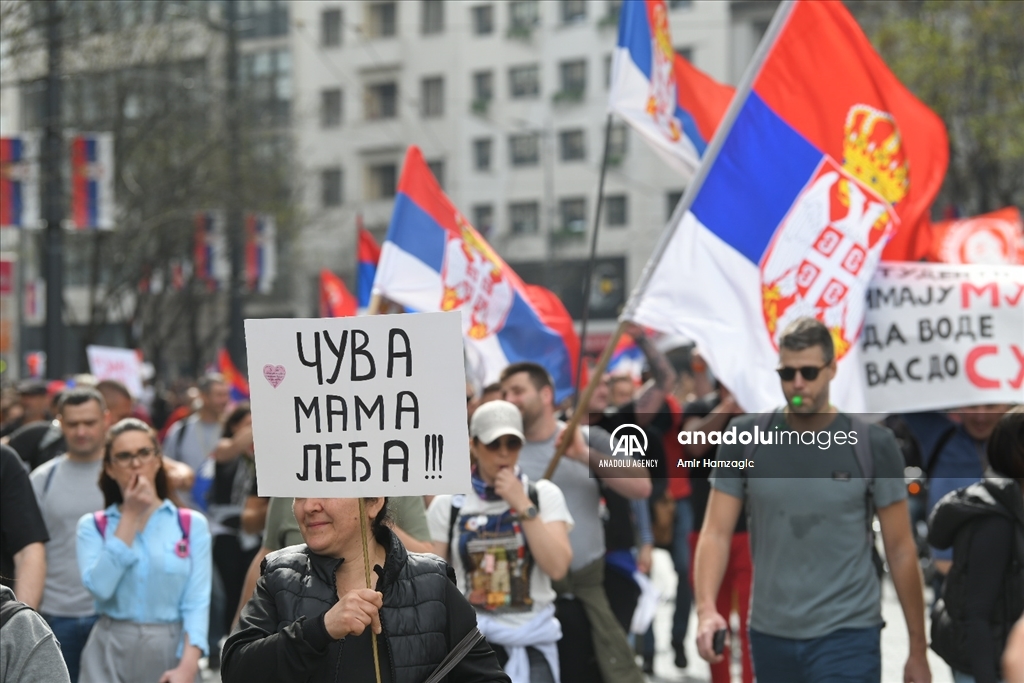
[860,262,1024,412]
[86,345,143,397]
[245,311,471,498]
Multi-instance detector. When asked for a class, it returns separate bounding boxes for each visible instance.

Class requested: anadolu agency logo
[610,423,648,457]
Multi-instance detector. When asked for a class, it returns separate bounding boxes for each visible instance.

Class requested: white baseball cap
[470,400,525,444]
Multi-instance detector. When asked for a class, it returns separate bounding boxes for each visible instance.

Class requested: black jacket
[222,527,510,683]
[928,477,1024,682]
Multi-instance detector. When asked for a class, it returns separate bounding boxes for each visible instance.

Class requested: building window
[559,129,585,161]
[605,194,628,226]
[366,163,398,200]
[509,133,540,166]
[473,71,493,102]
[666,190,683,220]
[322,167,342,207]
[367,2,397,37]
[560,198,586,233]
[321,8,342,46]
[472,5,494,35]
[473,204,494,236]
[421,77,444,117]
[559,59,586,97]
[608,123,628,160]
[473,138,493,171]
[421,0,444,34]
[321,88,342,127]
[509,1,539,31]
[675,45,694,62]
[240,48,292,126]
[509,65,540,98]
[238,0,289,39]
[365,81,398,120]
[604,0,622,26]
[509,201,540,234]
[427,160,445,188]
[561,0,586,24]
[668,0,693,8]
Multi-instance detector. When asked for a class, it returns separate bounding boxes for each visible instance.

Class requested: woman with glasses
[76,418,211,683]
[428,400,574,683]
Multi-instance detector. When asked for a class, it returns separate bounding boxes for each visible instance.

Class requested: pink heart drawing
[263,364,286,388]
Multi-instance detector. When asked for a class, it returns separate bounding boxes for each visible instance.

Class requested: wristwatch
[519,505,539,521]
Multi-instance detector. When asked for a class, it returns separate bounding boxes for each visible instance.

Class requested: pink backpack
[93,508,192,558]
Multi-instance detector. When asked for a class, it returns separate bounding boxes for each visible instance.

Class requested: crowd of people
[1,315,1022,683]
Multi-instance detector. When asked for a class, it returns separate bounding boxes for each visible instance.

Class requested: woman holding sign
[427,400,574,683]
[76,418,212,683]
[222,494,511,683]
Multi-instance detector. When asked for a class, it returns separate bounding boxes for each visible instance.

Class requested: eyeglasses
[479,435,523,452]
[776,365,828,382]
[111,446,158,466]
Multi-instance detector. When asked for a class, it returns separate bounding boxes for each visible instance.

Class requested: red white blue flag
[609,0,734,179]
[374,147,584,402]
[0,134,40,229]
[626,0,949,412]
[319,268,357,318]
[357,218,381,309]
[194,211,227,291]
[245,212,277,294]
[70,133,114,230]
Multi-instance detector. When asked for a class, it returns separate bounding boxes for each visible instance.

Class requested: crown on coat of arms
[841,104,909,206]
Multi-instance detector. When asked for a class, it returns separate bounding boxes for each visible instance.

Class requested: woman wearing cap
[428,400,574,683]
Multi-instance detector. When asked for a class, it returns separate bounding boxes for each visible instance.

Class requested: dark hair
[481,382,503,396]
[198,373,226,395]
[369,497,391,546]
[500,362,553,392]
[779,317,835,365]
[96,379,131,402]
[98,418,168,508]
[57,387,106,414]
[988,406,1024,480]
[222,403,252,438]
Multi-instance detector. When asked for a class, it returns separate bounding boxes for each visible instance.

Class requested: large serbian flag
[374,147,584,402]
[0,134,40,229]
[69,133,115,230]
[625,0,948,412]
[609,0,734,179]
[357,219,381,309]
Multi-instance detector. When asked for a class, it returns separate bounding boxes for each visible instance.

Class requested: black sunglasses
[478,435,523,452]
[776,365,827,382]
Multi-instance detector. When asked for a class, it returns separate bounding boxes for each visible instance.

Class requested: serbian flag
[609,0,734,179]
[0,134,40,229]
[926,207,1023,265]
[320,268,357,318]
[357,219,381,309]
[245,213,278,293]
[626,0,948,412]
[374,147,584,402]
[194,211,225,291]
[608,337,645,380]
[217,348,250,402]
[70,133,114,230]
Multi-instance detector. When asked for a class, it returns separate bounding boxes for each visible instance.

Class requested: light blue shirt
[76,499,211,657]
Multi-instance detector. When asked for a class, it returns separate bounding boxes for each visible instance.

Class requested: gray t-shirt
[30,455,105,617]
[517,422,612,571]
[711,413,905,639]
[162,414,222,473]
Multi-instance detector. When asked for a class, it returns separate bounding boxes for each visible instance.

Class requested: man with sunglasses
[693,317,930,683]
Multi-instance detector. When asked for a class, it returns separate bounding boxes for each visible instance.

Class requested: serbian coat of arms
[440,216,514,340]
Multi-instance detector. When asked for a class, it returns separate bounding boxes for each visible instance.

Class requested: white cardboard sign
[860,262,1024,412]
[86,345,143,398]
[244,311,471,498]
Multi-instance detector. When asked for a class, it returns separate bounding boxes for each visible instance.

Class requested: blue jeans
[43,613,99,683]
[749,625,882,683]
[671,497,693,645]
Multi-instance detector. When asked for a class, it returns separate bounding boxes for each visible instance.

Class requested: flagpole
[573,113,615,402]
[619,0,796,322]
[366,293,383,316]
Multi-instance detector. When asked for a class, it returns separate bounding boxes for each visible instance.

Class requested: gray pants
[79,615,199,683]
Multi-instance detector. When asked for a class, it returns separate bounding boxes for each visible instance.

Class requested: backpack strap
[923,425,957,480]
[0,592,33,629]
[42,458,60,495]
[175,509,192,558]
[93,511,108,538]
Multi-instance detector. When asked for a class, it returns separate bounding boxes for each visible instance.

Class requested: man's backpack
[0,589,32,629]
[928,480,1024,676]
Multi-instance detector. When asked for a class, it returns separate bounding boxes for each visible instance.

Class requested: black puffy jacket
[928,477,1024,679]
[222,527,510,683]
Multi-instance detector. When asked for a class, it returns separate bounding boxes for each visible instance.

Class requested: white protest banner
[245,311,471,498]
[860,262,1024,413]
[86,345,143,398]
